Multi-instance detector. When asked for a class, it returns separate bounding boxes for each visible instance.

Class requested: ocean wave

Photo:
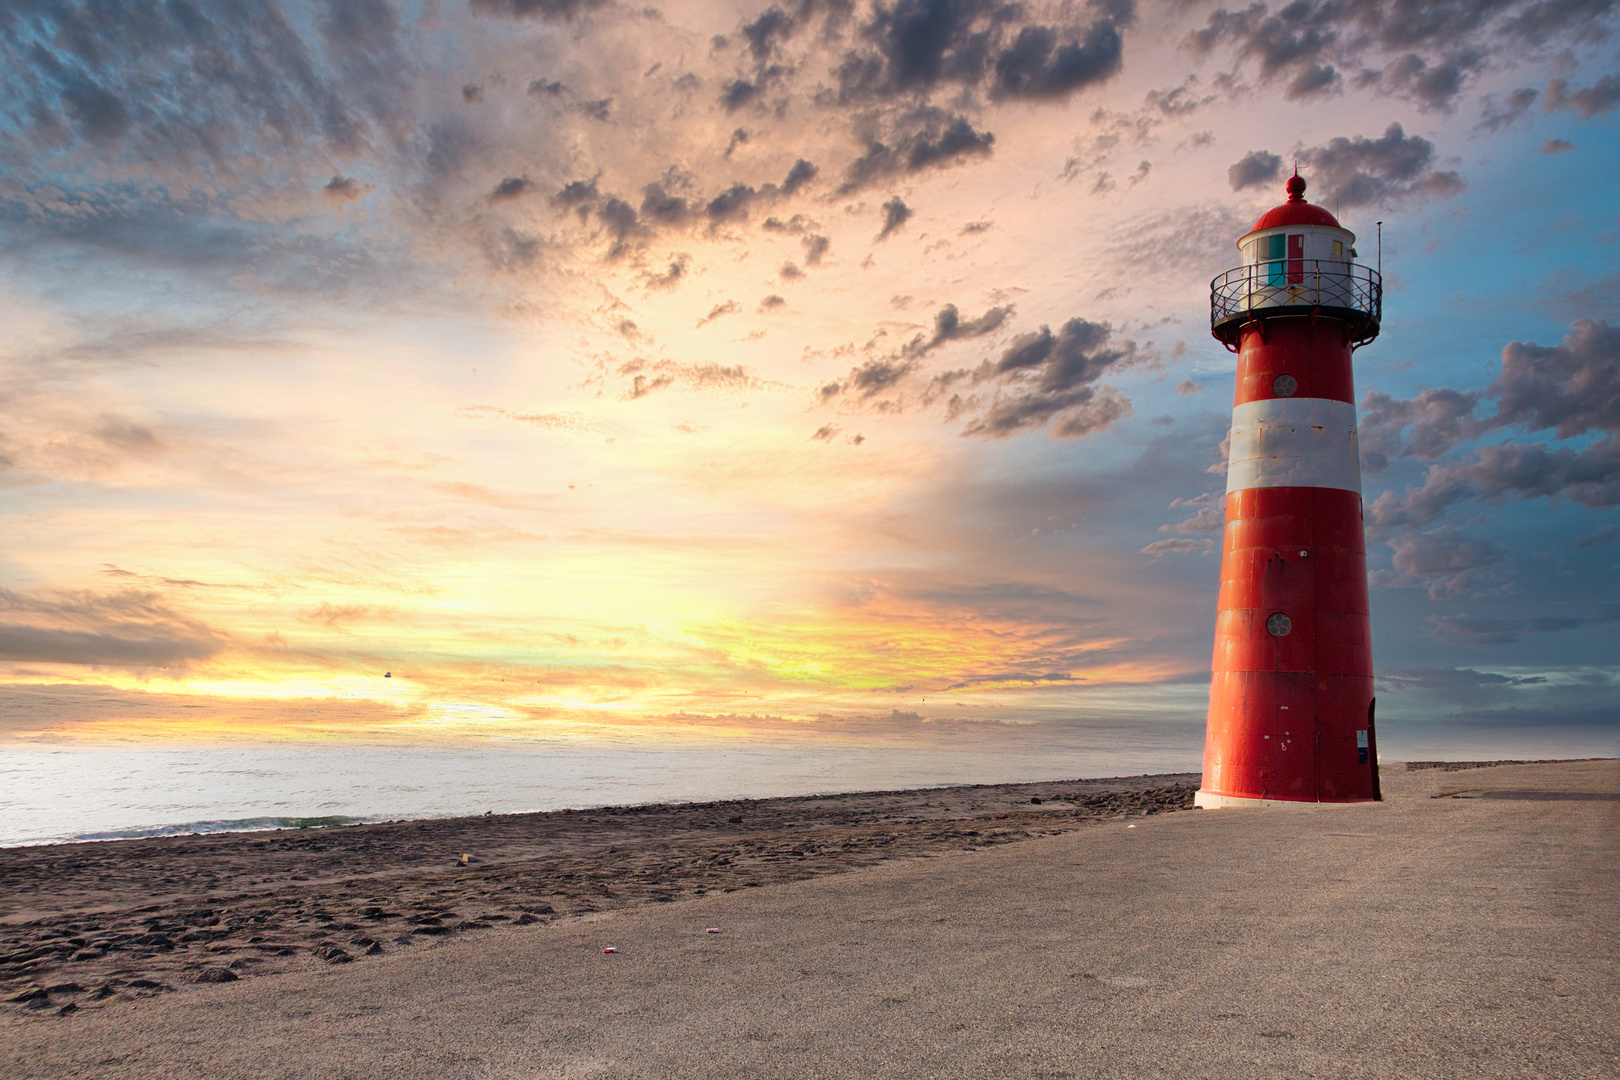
[68,816,371,842]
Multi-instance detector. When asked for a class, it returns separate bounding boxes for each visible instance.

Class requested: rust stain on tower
[1197,174,1383,808]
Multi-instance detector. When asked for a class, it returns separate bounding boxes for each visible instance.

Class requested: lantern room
[1210,174,1382,350]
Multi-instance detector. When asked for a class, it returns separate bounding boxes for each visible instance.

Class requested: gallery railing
[1210,260,1382,348]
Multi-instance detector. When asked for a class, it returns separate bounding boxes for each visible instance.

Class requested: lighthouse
[1195,174,1383,808]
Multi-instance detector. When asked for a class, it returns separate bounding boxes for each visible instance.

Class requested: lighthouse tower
[1196,174,1383,808]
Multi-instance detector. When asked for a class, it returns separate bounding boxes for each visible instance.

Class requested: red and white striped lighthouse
[1196,174,1383,808]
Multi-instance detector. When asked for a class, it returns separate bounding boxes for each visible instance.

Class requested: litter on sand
[602,947,618,954]
[705,927,722,934]
[1127,824,1136,828]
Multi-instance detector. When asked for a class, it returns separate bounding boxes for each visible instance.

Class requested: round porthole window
[1266,612,1292,637]
[1271,374,1298,397]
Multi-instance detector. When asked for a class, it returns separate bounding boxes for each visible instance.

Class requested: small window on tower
[1333,240,1344,257]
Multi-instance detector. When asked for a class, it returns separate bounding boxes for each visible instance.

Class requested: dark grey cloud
[989,21,1125,99]
[470,0,608,20]
[1228,149,1282,190]
[817,302,1009,400]
[1490,318,1620,439]
[839,116,996,193]
[1188,0,1616,111]
[1426,613,1586,644]
[803,234,831,264]
[1575,524,1618,547]
[1545,73,1620,116]
[1476,86,1539,131]
[0,587,225,668]
[781,158,820,195]
[1300,123,1467,207]
[490,176,535,202]
[1364,319,1620,595]
[830,0,1132,104]
[878,196,914,238]
[1385,527,1507,598]
[921,317,1137,440]
[1359,388,1484,470]
[324,175,365,201]
[1542,136,1576,153]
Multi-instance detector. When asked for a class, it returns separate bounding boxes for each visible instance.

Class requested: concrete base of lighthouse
[1193,790,1309,809]
[1194,789,1380,808]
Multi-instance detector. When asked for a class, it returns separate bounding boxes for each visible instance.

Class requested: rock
[44,983,83,994]
[727,816,745,824]
[89,986,117,1001]
[55,1002,78,1016]
[8,987,48,1004]
[126,979,163,990]
[410,925,450,936]
[71,949,105,961]
[23,996,54,1010]
[193,968,238,983]
[130,933,175,949]
[652,894,675,902]
[363,942,384,955]
[1030,797,1043,804]
[514,913,542,926]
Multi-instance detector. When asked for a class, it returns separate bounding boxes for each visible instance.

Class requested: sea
[3,714,1612,848]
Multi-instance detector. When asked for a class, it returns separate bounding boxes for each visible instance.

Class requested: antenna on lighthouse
[1377,221,1383,277]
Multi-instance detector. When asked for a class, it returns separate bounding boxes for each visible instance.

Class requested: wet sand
[0,772,1197,1009]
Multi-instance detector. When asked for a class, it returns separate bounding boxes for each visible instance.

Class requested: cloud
[1426,613,1586,645]
[0,586,225,668]
[1489,319,1620,439]
[1476,87,1539,131]
[878,196,913,239]
[833,0,1134,103]
[1575,524,1618,547]
[840,117,997,193]
[1383,527,1507,598]
[696,300,741,327]
[1545,74,1620,117]
[1140,538,1214,556]
[470,0,608,20]
[1228,149,1283,191]
[931,318,1138,440]
[490,176,535,202]
[989,22,1127,100]
[1300,123,1467,207]
[1176,380,1204,395]
[323,175,366,202]
[1188,0,1615,111]
[1358,388,1484,470]
[1158,506,1224,533]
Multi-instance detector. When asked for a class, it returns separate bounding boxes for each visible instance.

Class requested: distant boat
[385,672,391,678]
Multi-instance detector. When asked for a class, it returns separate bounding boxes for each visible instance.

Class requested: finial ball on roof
[1286,174,1307,201]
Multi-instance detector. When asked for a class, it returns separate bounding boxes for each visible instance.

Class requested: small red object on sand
[705,927,721,934]
[603,947,618,953]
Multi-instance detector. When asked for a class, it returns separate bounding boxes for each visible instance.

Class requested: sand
[0,773,1197,1005]
[2,759,1615,1079]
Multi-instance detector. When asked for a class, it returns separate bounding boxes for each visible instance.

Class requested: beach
[2,759,1616,1078]
[0,772,1197,1006]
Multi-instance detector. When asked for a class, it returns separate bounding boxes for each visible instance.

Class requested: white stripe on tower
[1225,398,1361,494]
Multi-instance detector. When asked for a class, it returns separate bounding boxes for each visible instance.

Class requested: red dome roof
[1248,175,1342,232]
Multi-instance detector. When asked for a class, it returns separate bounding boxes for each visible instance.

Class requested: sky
[0,0,1616,758]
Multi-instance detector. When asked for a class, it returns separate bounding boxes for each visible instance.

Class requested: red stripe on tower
[1198,174,1384,808]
